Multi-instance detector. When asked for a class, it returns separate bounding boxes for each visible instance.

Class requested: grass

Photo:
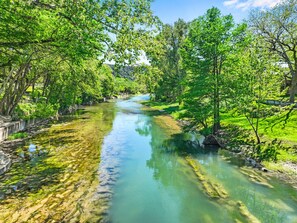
[221,110,297,144]
[221,111,297,163]
[141,101,184,119]
[7,132,28,140]
[142,100,297,164]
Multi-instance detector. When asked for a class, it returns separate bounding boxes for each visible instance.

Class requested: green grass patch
[7,132,28,140]
[221,110,297,144]
[221,110,297,164]
[141,101,184,119]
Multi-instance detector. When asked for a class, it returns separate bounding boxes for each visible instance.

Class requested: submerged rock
[237,201,261,223]
[185,156,228,199]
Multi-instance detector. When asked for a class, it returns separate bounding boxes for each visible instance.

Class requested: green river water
[0,95,296,223]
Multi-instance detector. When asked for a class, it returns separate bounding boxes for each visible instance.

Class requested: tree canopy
[0,0,158,117]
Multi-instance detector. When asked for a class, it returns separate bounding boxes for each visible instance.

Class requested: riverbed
[0,95,296,223]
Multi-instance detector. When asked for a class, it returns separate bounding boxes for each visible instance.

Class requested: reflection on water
[108,96,297,223]
[0,95,296,223]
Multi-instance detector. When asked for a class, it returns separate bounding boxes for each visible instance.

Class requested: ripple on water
[97,127,128,204]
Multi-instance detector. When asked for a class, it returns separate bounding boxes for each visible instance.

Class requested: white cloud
[223,0,283,10]
[223,0,238,6]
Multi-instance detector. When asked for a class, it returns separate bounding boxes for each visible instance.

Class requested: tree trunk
[213,86,220,134]
[213,61,220,135]
[0,60,33,116]
[289,72,297,103]
[245,115,261,144]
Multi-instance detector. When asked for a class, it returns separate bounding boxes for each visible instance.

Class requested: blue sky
[151,0,282,24]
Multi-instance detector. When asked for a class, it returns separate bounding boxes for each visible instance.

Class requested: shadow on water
[133,110,297,223]
[161,133,218,155]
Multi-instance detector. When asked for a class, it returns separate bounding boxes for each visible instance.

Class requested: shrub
[7,132,28,140]
[253,139,282,162]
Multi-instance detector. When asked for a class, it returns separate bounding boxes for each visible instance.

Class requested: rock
[0,151,11,175]
[246,158,257,167]
[0,115,12,123]
[2,139,26,148]
[261,167,268,172]
[203,134,223,147]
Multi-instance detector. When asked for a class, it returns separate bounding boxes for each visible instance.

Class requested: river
[0,95,296,223]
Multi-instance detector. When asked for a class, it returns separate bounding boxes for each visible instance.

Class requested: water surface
[0,95,296,223]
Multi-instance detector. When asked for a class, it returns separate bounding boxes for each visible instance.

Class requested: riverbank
[0,117,55,175]
[0,105,82,175]
[141,100,297,189]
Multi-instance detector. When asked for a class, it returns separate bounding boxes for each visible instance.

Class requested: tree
[0,0,158,116]
[249,0,297,103]
[181,7,246,134]
[147,19,188,102]
[134,65,163,96]
[226,37,283,144]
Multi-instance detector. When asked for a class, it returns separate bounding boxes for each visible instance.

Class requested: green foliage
[226,36,285,143]
[180,7,247,133]
[0,0,158,116]
[7,132,28,140]
[134,66,163,96]
[34,103,58,119]
[15,102,58,120]
[101,66,115,98]
[253,139,283,162]
[114,77,139,95]
[147,19,188,102]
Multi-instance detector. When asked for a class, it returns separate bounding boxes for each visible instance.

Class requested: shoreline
[0,118,53,172]
[140,100,297,189]
[0,95,133,175]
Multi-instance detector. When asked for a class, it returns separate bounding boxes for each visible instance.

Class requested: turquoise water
[0,95,296,222]
[104,95,297,223]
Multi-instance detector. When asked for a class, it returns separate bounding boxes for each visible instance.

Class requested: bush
[34,102,58,119]
[14,102,58,120]
[253,139,282,162]
[8,132,28,140]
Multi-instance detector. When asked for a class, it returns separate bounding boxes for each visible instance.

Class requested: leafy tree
[226,38,283,144]
[249,0,297,103]
[100,65,116,99]
[134,65,163,97]
[181,7,247,134]
[147,19,188,102]
[0,0,158,117]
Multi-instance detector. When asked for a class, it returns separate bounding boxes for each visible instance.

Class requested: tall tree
[147,19,188,102]
[181,7,246,134]
[249,0,297,103]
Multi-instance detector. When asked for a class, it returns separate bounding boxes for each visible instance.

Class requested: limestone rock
[0,151,11,175]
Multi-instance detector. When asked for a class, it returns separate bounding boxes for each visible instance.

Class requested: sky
[151,0,283,24]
